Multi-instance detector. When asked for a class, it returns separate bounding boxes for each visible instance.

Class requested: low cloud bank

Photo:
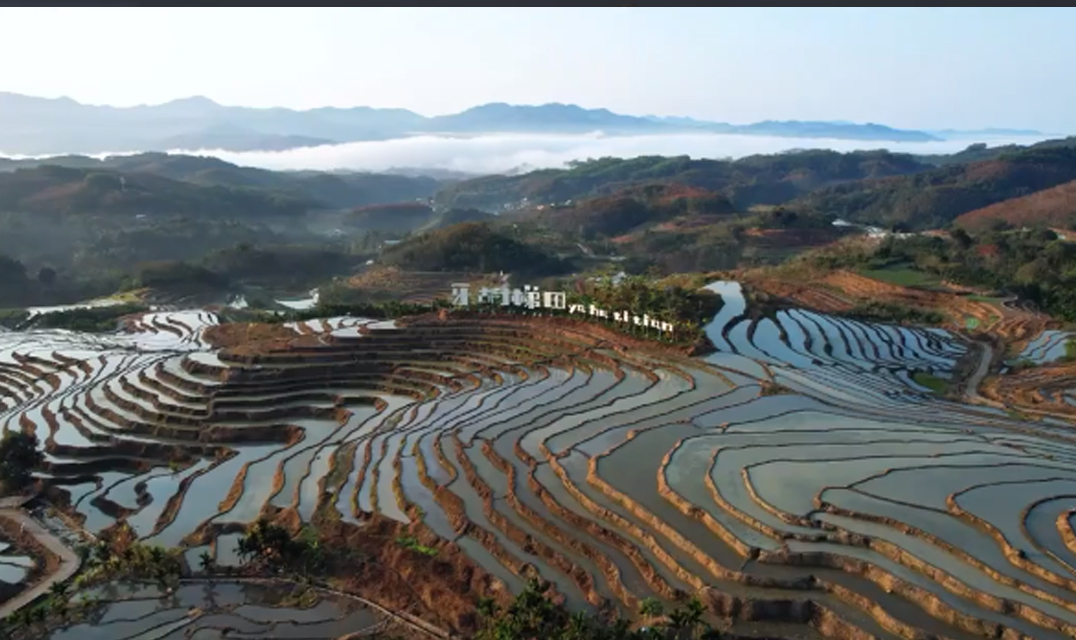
[176,132,1049,175]
[8,131,1054,176]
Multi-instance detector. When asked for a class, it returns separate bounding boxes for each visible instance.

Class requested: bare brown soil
[202,323,300,350]
[739,227,845,248]
[982,360,1076,419]
[405,312,716,357]
[0,514,59,605]
[344,267,496,305]
[740,268,1015,333]
[309,514,510,635]
[955,179,1076,232]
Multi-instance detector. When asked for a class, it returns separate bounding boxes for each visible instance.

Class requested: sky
[0,8,1074,132]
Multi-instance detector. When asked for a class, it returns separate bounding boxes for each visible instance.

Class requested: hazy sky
[1,7,1073,131]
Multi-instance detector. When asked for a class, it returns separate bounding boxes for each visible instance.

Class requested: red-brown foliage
[955,179,1076,231]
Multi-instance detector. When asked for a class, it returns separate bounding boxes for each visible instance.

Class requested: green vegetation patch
[29,304,148,333]
[0,430,44,493]
[966,294,1006,305]
[565,274,722,344]
[912,371,949,394]
[843,301,945,326]
[0,308,28,330]
[1064,339,1076,361]
[381,222,570,277]
[857,263,942,289]
[476,578,722,640]
[395,535,438,557]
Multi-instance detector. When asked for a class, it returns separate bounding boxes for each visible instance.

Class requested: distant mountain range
[0,92,1046,155]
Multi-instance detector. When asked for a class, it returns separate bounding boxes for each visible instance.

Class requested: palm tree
[236,536,252,564]
[8,609,29,629]
[607,619,631,640]
[667,609,692,639]
[476,597,500,619]
[684,597,705,624]
[93,540,111,565]
[198,551,214,574]
[49,580,69,600]
[564,610,590,640]
[667,599,704,640]
[148,546,166,566]
[29,606,46,626]
[638,597,664,619]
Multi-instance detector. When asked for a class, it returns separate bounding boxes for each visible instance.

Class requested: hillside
[794,146,1076,230]
[347,203,438,233]
[487,181,845,274]
[506,183,737,239]
[609,203,846,273]
[0,165,314,217]
[916,136,1076,167]
[421,207,496,231]
[0,153,442,209]
[380,222,569,276]
[434,150,931,212]
[345,204,495,234]
[953,179,1076,231]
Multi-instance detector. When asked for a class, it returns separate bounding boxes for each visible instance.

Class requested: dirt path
[0,509,80,620]
[962,341,996,406]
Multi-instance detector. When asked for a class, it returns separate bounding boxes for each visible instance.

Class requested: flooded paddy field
[3,284,1076,638]
[0,534,34,590]
[30,580,389,640]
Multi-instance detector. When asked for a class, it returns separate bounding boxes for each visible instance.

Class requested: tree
[0,254,27,281]
[0,430,44,492]
[667,598,706,639]
[93,540,112,565]
[37,266,57,286]
[476,579,721,640]
[639,597,664,619]
[49,580,70,614]
[49,581,69,600]
[199,551,214,573]
[948,227,973,249]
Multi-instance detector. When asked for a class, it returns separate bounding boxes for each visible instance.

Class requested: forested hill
[0,152,442,210]
[433,137,1076,231]
[0,165,315,217]
[6,133,1076,236]
[792,146,1076,230]
[433,151,930,212]
[380,222,569,276]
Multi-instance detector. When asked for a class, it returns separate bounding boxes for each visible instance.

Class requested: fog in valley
[3,131,1051,176]
[170,132,1054,174]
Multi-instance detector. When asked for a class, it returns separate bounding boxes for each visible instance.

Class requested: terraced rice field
[3,282,1076,638]
[987,328,1076,415]
[1012,329,1073,365]
[40,581,388,639]
[0,536,34,588]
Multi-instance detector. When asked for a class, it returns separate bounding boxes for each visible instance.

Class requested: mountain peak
[162,95,219,107]
[0,90,954,154]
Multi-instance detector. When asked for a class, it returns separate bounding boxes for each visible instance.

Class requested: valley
[6,7,1076,640]
[2,136,1076,640]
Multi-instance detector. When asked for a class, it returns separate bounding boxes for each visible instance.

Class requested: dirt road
[0,509,80,619]
[962,341,996,405]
